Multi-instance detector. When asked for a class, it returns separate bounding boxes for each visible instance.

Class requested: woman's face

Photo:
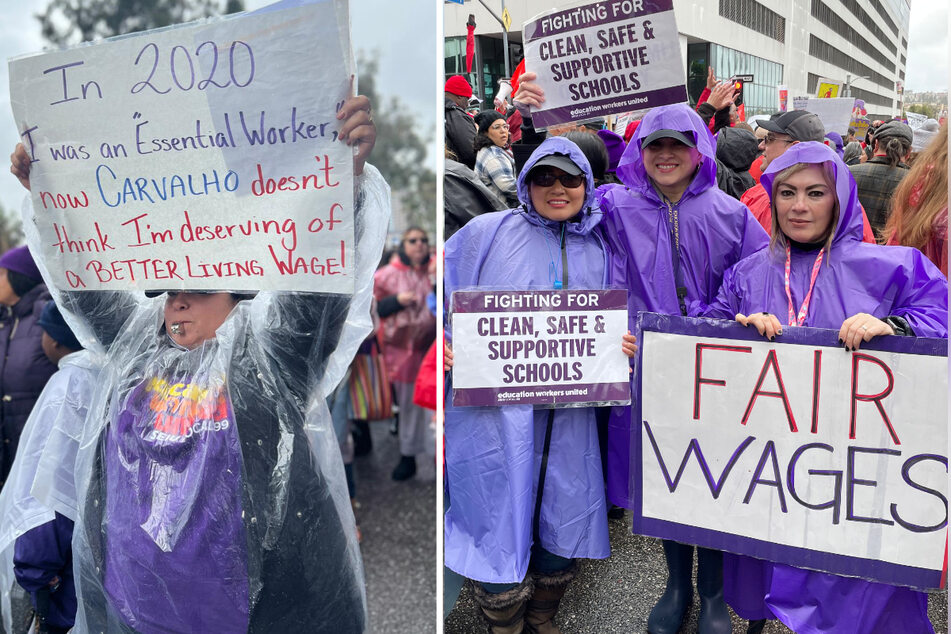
[402,230,429,266]
[529,168,586,222]
[0,269,18,306]
[164,292,238,350]
[487,119,510,147]
[775,165,836,244]
[642,137,701,202]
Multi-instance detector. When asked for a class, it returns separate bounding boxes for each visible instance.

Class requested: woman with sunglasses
[706,142,946,634]
[374,227,437,480]
[7,96,383,633]
[473,110,520,208]
[444,136,636,633]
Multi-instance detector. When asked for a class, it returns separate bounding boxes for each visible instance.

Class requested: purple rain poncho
[596,103,769,508]
[444,137,612,583]
[705,142,948,634]
[16,167,390,633]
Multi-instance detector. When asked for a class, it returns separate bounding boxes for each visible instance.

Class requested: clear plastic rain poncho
[14,166,388,633]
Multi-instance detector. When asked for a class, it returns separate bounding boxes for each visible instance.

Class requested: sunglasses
[529,170,585,188]
[405,237,429,245]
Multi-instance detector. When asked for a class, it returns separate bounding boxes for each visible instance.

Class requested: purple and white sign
[522,0,687,128]
[632,313,948,590]
[451,289,630,407]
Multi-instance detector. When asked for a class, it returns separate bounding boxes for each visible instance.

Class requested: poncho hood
[761,141,864,247]
[515,136,600,235]
[717,127,760,172]
[616,103,717,199]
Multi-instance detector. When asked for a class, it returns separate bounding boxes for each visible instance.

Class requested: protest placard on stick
[9,1,355,293]
[451,289,630,407]
[632,313,948,590]
[522,0,686,129]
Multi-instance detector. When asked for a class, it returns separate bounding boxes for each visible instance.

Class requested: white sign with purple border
[451,289,630,407]
[633,313,947,590]
[522,0,687,128]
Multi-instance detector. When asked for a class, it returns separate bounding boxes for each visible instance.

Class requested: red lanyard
[785,244,824,326]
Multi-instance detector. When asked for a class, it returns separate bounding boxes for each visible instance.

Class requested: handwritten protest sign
[9,1,355,293]
[906,112,928,130]
[522,0,686,128]
[451,289,630,407]
[632,313,947,590]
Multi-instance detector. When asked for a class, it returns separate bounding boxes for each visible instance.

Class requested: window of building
[686,42,711,106]
[810,0,894,71]
[711,44,784,117]
[834,0,897,54]
[808,35,893,90]
[718,0,785,43]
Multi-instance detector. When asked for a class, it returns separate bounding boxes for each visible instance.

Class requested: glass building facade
[687,42,784,118]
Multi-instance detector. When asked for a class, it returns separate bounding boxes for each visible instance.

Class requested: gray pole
[477,0,511,78]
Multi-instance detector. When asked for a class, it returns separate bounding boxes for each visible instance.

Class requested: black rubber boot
[747,619,766,634]
[696,547,732,634]
[391,455,416,481]
[647,540,694,634]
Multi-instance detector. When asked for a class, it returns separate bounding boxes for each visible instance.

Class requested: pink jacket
[373,256,436,382]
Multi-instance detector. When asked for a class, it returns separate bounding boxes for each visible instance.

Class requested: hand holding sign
[736,312,783,341]
[839,312,894,351]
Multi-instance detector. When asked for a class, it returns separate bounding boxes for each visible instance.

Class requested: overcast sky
[0,0,437,217]
[904,1,948,92]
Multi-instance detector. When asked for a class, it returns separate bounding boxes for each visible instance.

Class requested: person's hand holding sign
[838,312,894,351]
[736,312,783,341]
[336,87,376,175]
[513,71,545,116]
[10,143,31,191]
[622,332,637,358]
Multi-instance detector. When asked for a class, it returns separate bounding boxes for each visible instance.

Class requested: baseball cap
[530,153,584,175]
[445,76,473,99]
[757,110,826,142]
[640,129,696,149]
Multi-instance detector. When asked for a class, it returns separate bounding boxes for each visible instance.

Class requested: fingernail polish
[769,336,774,341]
[838,339,844,345]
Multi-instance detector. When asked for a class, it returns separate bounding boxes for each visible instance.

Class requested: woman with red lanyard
[704,141,947,633]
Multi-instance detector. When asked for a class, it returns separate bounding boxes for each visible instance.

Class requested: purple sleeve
[704,265,743,320]
[13,514,74,593]
[888,250,949,338]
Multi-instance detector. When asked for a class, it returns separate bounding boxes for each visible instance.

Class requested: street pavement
[354,419,437,633]
[445,511,948,633]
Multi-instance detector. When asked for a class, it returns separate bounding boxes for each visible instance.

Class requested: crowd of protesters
[442,68,948,634]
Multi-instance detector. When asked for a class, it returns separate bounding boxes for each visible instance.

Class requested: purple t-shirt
[104,370,249,633]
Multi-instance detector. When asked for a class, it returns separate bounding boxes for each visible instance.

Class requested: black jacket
[445,97,477,169]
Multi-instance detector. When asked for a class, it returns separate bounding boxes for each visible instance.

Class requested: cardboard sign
[522,0,686,128]
[451,289,630,407]
[816,78,843,99]
[633,313,948,590]
[801,98,854,135]
[9,1,355,293]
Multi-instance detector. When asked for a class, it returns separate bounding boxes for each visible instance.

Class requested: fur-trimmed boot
[525,564,576,634]
[648,540,694,634]
[472,577,534,634]
[696,547,732,634]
